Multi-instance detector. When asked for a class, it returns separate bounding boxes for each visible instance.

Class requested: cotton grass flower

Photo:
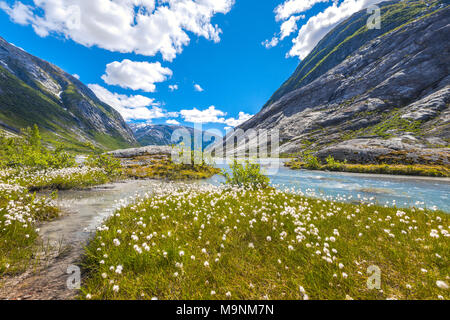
[436,281,449,290]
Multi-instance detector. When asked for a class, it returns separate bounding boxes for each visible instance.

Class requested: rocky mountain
[0,36,137,151]
[226,0,450,165]
[130,123,221,149]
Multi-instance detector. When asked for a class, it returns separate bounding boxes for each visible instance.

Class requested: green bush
[86,153,122,177]
[324,155,344,170]
[303,153,321,170]
[0,125,75,169]
[222,159,270,188]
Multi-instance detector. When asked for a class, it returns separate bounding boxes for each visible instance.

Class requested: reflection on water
[208,159,450,212]
[39,180,166,245]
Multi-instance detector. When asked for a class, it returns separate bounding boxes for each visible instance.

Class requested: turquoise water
[207,159,450,212]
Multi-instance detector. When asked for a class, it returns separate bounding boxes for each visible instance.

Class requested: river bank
[284,159,450,177]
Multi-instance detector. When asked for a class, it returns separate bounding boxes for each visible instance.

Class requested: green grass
[0,183,60,276]
[123,156,221,181]
[80,185,449,300]
[1,167,114,191]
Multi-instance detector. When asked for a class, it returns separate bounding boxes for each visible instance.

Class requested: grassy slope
[0,67,133,152]
[80,187,449,300]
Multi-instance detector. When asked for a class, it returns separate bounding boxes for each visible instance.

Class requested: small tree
[86,153,122,177]
[222,159,270,188]
[303,152,321,169]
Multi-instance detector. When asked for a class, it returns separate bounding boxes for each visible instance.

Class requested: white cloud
[101,59,172,92]
[88,84,165,121]
[169,84,179,91]
[262,37,279,49]
[194,84,204,92]
[275,0,329,21]
[262,14,304,49]
[224,111,253,127]
[180,106,225,123]
[0,1,34,25]
[280,15,303,40]
[72,74,80,79]
[0,0,235,61]
[166,119,180,125]
[267,0,381,58]
[289,0,381,59]
[180,106,252,127]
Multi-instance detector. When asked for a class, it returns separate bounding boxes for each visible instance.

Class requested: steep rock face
[228,0,449,164]
[0,36,137,151]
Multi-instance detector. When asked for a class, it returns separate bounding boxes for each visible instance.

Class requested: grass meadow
[80,184,449,300]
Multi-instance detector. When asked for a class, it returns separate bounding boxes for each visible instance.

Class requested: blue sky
[0,0,380,133]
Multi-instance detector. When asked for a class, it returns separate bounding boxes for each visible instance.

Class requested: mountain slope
[0,36,137,151]
[231,0,450,164]
[130,123,221,149]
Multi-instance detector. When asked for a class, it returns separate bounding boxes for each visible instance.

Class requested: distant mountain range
[0,35,222,152]
[0,36,137,151]
[225,0,449,165]
[130,123,221,149]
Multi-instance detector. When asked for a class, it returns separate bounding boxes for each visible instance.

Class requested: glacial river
[38,159,449,256]
[206,159,450,212]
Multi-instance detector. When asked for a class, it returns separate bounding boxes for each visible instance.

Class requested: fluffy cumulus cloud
[262,37,279,49]
[0,0,235,61]
[223,111,253,127]
[280,15,304,40]
[169,84,179,91]
[265,0,381,59]
[88,84,165,121]
[275,0,329,21]
[166,119,180,125]
[289,0,382,59]
[180,106,252,127]
[194,83,204,92]
[101,59,172,92]
[180,106,225,123]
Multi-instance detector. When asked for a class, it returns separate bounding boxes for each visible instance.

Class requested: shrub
[303,153,321,170]
[324,155,344,170]
[222,159,270,188]
[0,125,75,169]
[86,153,122,177]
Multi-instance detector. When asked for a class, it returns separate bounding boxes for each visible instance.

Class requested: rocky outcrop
[223,0,450,164]
[107,146,173,158]
[0,36,137,150]
[315,138,449,165]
